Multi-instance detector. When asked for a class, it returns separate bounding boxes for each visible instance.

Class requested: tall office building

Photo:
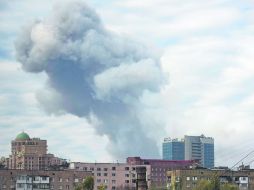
[162,138,184,160]
[184,135,214,168]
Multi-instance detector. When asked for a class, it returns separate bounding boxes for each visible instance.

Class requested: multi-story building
[8,132,66,170]
[162,138,184,160]
[184,135,214,168]
[16,175,50,190]
[69,162,151,190]
[70,158,197,190]
[167,168,253,190]
[0,169,92,190]
[127,157,197,188]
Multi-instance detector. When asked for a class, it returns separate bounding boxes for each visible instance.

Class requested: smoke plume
[15,1,165,158]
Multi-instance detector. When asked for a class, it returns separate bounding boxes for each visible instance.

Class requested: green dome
[15,132,30,140]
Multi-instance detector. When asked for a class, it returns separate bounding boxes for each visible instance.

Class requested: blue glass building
[162,138,185,160]
[185,135,214,168]
[202,141,214,168]
[163,135,215,168]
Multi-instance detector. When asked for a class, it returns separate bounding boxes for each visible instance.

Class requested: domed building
[8,132,65,170]
[15,132,30,141]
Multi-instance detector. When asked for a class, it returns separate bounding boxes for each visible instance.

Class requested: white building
[16,175,50,190]
[184,135,214,168]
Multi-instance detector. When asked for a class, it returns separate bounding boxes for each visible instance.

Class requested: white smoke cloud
[15,1,165,158]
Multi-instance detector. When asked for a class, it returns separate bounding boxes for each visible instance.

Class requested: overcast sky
[1,0,254,167]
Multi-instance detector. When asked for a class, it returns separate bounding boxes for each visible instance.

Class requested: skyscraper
[184,135,214,168]
[162,135,214,168]
[162,138,185,160]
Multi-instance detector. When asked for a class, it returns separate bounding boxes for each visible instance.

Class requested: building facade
[167,168,253,190]
[8,132,66,170]
[162,138,184,160]
[184,135,214,168]
[127,157,196,188]
[0,169,91,190]
[16,175,50,190]
[69,162,151,190]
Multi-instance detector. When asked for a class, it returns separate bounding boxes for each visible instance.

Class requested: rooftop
[15,132,30,141]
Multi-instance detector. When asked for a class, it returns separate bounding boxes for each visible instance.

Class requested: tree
[83,176,94,190]
[221,184,238,190]
[193,179,213,190]
[97,184,106,190]
[193,178,239,190]
[210,176,220,190]
[75,186,83,190]
[75,176,94,190]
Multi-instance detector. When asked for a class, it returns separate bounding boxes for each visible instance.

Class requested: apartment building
[16,175,50,190]
[69,162,151,190]
[167,168,253,190]
[0,169,92,190]
[127,157,196,188]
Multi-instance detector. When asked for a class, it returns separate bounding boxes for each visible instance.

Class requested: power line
[229,150,254,170]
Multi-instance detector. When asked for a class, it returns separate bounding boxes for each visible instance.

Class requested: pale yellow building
[167,168,253,190]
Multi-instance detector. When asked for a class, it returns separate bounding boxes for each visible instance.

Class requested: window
[125,167,129,171]
[186,177,190,181]
[112,180,116,184]
[17,184,24,188]
[125,180,129,183]
[97,173,101,176]
[59,185,63,189]
[97,168,101,171]
[192,176,198,181]
[104,179,108,183]
[97,179,101,183]
[104,173,108,177]
[112,167,116,170]
[66,185,70,190]
[90,167,94,171]
[112,186,116,190]
[104,168,108,171]
[59,178,62,182]
[112,173,116,177]
[125,174,129,177]
[66,178,69,182]
[75,178,79,183]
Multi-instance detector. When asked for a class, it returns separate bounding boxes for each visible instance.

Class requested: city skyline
[1,0,254,168]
